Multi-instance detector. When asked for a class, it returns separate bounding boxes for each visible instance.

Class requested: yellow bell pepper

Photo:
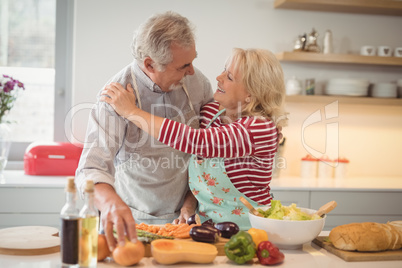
[247,228,268,247]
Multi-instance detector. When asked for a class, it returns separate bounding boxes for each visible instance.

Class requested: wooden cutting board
[313,236,402,262]
[144,236,229,257]
[0,226,60,256]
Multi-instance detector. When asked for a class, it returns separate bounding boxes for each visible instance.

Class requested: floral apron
[188,109,259,230]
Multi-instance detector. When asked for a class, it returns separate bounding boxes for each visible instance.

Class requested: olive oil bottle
[79,180,99,267]
[60,177,79,267]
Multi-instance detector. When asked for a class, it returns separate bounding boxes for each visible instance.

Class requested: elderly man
[75,11,213,250]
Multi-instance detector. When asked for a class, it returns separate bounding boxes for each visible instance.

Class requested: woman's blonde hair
[227,48,288,127]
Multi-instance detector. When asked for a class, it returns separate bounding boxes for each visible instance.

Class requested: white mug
[360,45,376,56]
[378,46,392,57]
[286,76,302,95]
[394,47,402,57]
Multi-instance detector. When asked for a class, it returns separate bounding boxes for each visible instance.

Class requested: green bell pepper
[224,231,256,264]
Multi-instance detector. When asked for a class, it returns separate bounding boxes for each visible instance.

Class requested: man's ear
[144,57,156,73]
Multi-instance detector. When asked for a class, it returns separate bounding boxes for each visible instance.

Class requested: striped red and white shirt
[158,101,278,205]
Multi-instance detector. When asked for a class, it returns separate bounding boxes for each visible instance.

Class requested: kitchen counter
[271,176,402,191]
[0,170,67,188]
[1,170,402,190]
[1,171,402,229]
[0,232,401,268]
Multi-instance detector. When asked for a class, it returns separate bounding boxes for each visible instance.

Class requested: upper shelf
[285,95,402,107]
[276,52,402,67]
[274,0,402,16]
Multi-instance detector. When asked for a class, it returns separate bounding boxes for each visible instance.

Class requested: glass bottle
[79,180,99,267]
[60,177,80,267]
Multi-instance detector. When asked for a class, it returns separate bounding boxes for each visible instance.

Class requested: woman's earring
[245,97,251,103]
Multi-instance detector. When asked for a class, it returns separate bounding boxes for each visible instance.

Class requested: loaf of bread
[329,221,402,252]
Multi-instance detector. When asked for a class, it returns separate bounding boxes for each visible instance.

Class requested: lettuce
[257,200,321,221]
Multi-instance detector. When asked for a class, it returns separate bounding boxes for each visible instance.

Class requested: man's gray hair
[131,11,196,71]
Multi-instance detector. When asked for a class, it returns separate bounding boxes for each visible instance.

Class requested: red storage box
[24,142,83,176]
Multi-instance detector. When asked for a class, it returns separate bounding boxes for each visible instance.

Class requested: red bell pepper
[257,241,285,265]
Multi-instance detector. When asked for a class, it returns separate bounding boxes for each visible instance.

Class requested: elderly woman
[101,48,288,230]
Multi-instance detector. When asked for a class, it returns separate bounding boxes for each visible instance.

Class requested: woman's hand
[100,82,138,118]
[173,206,195,224]
[101,82,165,139]
[277,126,283,143]
[173,191,198,224]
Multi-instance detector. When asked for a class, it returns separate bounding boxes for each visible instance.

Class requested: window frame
[8,0,74,163]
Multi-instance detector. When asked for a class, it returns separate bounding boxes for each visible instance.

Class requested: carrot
[170,224,199,239]
[136,223,200,238]
[174,232,191,239]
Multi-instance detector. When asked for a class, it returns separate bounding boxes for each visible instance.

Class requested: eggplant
[186,214,201,225]
[189,226,219,243]
[201,219,215,227]
[199,224,221,237]
[214,221,240,238]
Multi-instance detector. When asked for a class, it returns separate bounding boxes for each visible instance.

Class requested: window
[0,0,73,163]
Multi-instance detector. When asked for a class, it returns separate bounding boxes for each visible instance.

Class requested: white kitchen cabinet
[0,188,65,213]
[272,188,402,230]
[0,186,84,228]
[0,173,84,229]
[310,190,402,230]
[310,191,402,215]
[0,214,62,229]
[0,187,65,229]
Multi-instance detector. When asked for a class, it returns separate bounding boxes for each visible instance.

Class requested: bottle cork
[65,177,76,193]
[85,180,95,193]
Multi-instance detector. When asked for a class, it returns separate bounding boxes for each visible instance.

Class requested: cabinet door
[323,215,402,230]
[0,214,60,229]
[311,191,402,215]
[310,191,402,228]
[0,188,65,213]
[0,187,84,228]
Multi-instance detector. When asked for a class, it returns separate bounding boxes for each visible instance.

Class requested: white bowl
[371,83,397,98]
[249,207,326,250]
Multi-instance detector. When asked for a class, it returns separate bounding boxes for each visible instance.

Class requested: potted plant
[0,74,25,173]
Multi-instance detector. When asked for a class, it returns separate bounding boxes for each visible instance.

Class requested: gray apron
[114,66,198,224]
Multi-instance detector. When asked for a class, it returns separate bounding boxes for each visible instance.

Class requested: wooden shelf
[274,0,402,16]
[276,52,402,66]
[285,95,402,106]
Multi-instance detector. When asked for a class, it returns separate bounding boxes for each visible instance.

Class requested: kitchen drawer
[323,215,402,231]
[310,191,402,215]
[0,213,60,229]
[0,188,65,213]
[270,190,310,207]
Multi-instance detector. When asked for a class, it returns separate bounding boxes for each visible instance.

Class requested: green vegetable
[137,229,174,243]
[118,229,174,243]
[224,231,256,264]
[257,200,321,221]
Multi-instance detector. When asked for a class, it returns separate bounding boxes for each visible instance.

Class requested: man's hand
[95,183,137,252]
